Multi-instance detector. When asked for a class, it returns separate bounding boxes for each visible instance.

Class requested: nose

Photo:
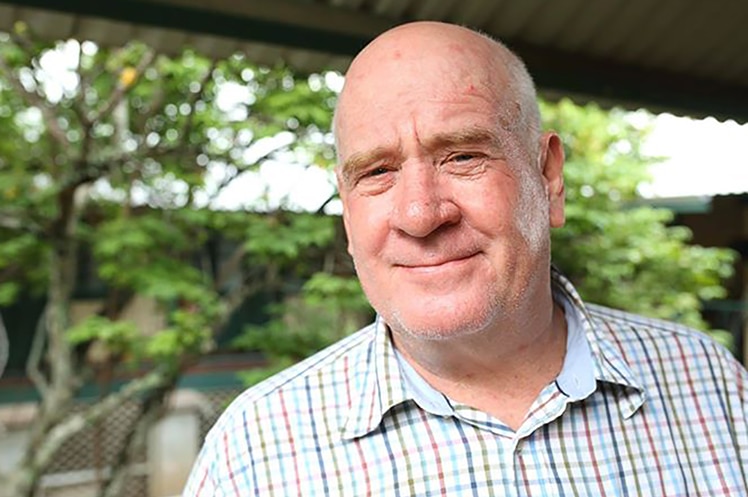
[390,162,460,237]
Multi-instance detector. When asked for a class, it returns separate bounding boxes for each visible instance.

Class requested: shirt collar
[340,316,412,440]
[550,267,646,417]
[342,268,646,439]
[552,282,597,400]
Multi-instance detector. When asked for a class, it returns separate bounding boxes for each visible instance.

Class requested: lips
[395,252,478,270]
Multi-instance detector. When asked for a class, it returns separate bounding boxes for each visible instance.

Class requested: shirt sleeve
[182,436,221,497]
[732,351,748,474]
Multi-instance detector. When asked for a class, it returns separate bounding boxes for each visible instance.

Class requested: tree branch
[177,61,217,151]
[0,209,45,236]
[214,245,246,292]
[92,49,155,123]
[315,191,339,215]
[72,45,107,129]
[30,369,169,477]
[200,141,290,209]
[0,50,70,149]
[26,306,49,396]
[216,269,268,336]
[100,378,172,497]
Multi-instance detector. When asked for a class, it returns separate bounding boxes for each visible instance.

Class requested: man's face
[335,34,563,341]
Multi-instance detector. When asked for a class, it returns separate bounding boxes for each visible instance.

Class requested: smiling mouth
[397,253,478,270]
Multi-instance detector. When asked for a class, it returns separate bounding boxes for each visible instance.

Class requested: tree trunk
[100,373,176,497]
[0,237,80,496]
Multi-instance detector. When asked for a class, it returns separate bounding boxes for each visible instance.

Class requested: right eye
[365,166,390,177]
[352,165,396,195]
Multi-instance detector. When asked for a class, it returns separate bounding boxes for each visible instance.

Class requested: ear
[538,132,565,228]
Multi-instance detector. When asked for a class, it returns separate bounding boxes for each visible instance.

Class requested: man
[184,22,747,496]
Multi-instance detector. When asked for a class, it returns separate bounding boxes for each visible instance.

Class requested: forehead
[335,68,512,158]
[333,29,524,156]
[345,96,496,149]
[336,99,525,177]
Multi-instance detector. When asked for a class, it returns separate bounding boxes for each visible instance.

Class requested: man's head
[334,22,565,341]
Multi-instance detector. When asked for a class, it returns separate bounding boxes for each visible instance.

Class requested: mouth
[396,252,479,272]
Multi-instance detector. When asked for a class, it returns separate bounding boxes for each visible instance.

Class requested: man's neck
[391,301,568,431]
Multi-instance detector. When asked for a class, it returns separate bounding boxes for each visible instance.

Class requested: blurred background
[0,1,746,496]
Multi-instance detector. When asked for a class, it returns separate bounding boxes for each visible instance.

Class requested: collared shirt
[184,271,748,496]
[391,282,598,423]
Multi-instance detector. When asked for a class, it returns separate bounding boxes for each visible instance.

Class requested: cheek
[457,182,514,232]
[459,176,547,252]
[344,198,390,257]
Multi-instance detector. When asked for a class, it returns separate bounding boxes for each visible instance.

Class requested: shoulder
[186,323,378,493]
[202,321,376,445]
[587,303,729,351]
[218,322,376,428]
[586,303,746,388]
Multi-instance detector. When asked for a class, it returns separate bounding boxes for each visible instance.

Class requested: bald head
[331,21,567,345]
[334,22,541,162]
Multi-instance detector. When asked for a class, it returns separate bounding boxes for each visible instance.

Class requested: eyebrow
[339,146,398,187]
[338,126,502,186]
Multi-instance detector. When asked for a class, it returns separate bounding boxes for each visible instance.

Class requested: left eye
[366,166,390,177]
[450,153,478,162]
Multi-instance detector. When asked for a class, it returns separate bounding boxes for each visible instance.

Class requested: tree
[544,99,735,338]
[233,272,372,385]
[0,24,340,496]
[0,22,736,496]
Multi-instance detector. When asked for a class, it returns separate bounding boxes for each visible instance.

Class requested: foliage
[244,212,336,261]
[234,99,739,387]
[233,272,371,386]
[544,99,735,336]
[0,21,737,495]
[0,24,340,496]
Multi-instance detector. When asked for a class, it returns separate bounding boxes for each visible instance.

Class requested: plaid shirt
[184,271,748,496]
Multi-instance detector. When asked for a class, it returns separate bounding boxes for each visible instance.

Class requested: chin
[386,301,500,341]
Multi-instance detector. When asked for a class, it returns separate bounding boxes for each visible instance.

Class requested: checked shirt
[184,271,748,496]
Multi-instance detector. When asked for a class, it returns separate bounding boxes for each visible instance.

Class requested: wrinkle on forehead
[334,22,540,166]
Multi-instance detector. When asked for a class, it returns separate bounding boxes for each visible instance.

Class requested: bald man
[185,22,748,496]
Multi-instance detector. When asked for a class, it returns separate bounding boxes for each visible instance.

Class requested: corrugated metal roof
[1,0,747,122]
